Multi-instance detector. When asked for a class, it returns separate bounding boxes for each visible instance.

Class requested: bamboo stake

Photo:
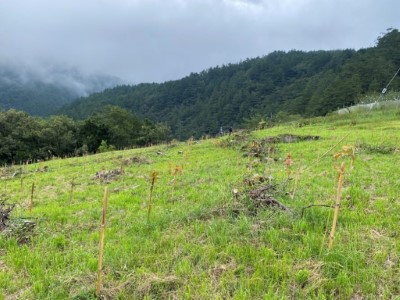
[96,187,108,297]
[328,162,345,251]
[29,182,35,213]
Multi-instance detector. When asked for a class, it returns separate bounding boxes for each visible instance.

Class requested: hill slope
[1,108,400,299]
[60,29,400,139]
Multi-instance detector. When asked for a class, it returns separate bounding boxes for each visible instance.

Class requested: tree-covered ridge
[60,29,400,139]
[0,107,171,164]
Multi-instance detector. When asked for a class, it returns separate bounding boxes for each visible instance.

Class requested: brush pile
[264,134,320,143]
[122,156,152,165]
[1,200,35,244]
[0,200,14,230]
[93,169,123,183]
[248,184,290,212]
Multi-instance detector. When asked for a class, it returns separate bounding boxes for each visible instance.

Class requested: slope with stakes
[0,106,400,299]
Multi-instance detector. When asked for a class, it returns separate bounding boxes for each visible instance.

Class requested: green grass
[1,108,400,299]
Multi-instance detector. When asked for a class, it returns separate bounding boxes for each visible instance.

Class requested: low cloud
[0,0,399,83]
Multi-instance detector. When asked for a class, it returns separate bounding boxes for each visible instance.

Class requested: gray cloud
[0,0,399,84]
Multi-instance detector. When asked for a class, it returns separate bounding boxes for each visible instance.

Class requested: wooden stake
[96,187,108,297]
[20,175,24,201]
[29,182,35,213]
[20,172,24,189]
[328,162,345,251]
[70,176,75,203]
[147,171,158,222]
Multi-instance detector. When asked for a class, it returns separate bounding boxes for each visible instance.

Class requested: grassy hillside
[1,108,400,299]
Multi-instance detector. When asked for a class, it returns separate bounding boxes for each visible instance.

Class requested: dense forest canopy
[60,29,400,139]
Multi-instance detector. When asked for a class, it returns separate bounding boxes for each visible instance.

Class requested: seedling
[334,145,355,170]
[285,152,293,180]
[173,165,183,187]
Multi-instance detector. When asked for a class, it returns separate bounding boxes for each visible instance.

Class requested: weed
[356,142,397,154]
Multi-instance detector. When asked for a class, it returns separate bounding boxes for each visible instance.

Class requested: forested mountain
[0,65,121,116]
[60,29,400,139]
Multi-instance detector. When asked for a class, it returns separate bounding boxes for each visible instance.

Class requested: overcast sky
[0,0,399,84]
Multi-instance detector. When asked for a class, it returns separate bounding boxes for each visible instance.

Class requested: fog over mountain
[0,62,121,116]
[0,62,121,96]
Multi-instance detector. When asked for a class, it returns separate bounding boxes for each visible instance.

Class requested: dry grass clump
[121,156,152,165]
[93,169,123,183]
[356,142,397,154]
[100,273,181,299]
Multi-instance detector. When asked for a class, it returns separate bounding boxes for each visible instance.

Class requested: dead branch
[254,196,291,212]
[301,204,335,217]
[248,184,291,213]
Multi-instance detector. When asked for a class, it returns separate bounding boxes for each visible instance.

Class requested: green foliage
[295,269,310,286]
[0,106,172,164]
[60,29,400,139]
[97,140,115,153]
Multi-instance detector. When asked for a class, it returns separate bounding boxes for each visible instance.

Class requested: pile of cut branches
[0,200,15,231]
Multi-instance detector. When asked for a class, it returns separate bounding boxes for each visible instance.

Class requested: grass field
[1,108,400,299]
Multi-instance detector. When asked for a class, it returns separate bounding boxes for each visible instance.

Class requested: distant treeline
[60,29,400,139]
[0,106,171,164]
